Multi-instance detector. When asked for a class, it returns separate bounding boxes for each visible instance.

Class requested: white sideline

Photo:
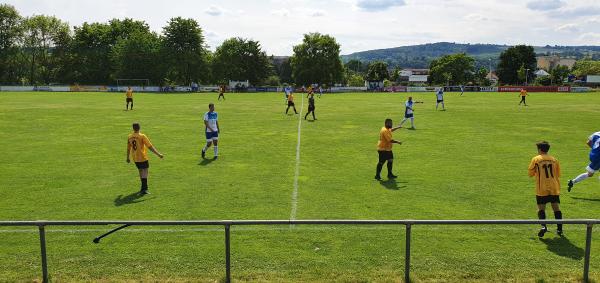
[289,94,304,221]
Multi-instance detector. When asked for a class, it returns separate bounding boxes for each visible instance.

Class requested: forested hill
[340,42,600,69]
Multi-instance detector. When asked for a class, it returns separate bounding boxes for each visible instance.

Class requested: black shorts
[437,99,443,103]
[288,101,295,107]
[378,150,393,163]
[126,98,133,102]
[135,161,149,169]
[308,106,315,111]
[536,195,560,204]
[404,113,413,118]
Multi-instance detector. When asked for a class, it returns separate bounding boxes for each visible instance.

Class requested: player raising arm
[375,119,402,180]
[398,96,423,130]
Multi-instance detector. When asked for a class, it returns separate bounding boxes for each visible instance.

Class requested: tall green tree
[0,4,24,84]
[550,65,570,85]
[162,17,209,85]
[572,60,600,76]
[21,15,70,84]
[110,31,164,84]
[428,53,475,85]
[474,67,490,86]
[71,18,149,84]
[290,33,343,86]
[365,61,389,81]
[345,59,368,74]
[212,37,271,85]
[496,45,536,85]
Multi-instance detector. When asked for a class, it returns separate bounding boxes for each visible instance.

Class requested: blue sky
[4,0,600,55]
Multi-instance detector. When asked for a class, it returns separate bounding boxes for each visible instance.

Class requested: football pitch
[1,91,600,282]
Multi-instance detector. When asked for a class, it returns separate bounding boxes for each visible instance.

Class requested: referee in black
[304,92,316,120]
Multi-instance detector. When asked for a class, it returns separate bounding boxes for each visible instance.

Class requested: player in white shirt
[202,103,220,160]
[398,96,423,129]
[436,88,445,110]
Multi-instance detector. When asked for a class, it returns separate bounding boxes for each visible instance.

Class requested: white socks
[573,173,589,184]
[214,146,218,157]
[202,145,208,152]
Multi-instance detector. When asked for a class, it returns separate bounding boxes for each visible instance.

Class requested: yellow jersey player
[286,93,298,115]
[528,141,562,237]
[127,123,164,195]
[375,119,402,180]
[218,85,226,100]
[126,86,134,110]
[519,88,528,106]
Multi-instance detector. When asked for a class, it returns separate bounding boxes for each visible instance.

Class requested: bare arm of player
[149,147,164,159]
[216,121,220,133]
[391,126,402,131]
[392,140,402,145]
[126,142,131,163]
[587,140,593,148]
[527,159,537,177]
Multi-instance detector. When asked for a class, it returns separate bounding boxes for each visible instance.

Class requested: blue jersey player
[202,103,220,160]
[568,131,600,191]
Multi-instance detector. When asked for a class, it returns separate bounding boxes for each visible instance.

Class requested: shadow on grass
[540,236,584,260]
[379,179,407,190]
[571,197,600,202]
[199,158,216,166]
[114,191,147,206]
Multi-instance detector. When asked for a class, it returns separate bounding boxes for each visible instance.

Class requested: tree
[21,15,70,84]
[162,17,209,85]
[290,33,344,86]
[474,67,490,86]
[572,60,600,76]
[428,53,475,85]
[390,67,402,82]
[110,31,164,84]
[365,61,389,81]
[0,4,24,84]
[274,58,293,84]
[550,65,570,85]
[72,19,150,84]
[347,73,364,87]
[496,45,536,85]
[212,37,271,85]
[345,59,368,74]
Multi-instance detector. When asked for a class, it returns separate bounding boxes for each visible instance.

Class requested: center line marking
[290,94,305,221]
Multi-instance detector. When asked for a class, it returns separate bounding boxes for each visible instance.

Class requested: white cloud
[355,0,406,12]
[555,23,579,32]
[271,8,291,17]
[548,6,600,18]
[526,0,564,11]
[464,13,488,21]
[204,5,223,16]
[309,9,326,17]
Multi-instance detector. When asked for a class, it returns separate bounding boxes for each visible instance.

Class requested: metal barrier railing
[1,219,598,283]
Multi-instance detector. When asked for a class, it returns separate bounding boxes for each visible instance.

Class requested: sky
[4,0,600,55]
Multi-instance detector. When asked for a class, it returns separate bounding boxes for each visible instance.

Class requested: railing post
[225,224,231,283]
[38,225,49,283]
[584,223,593,283]
[405,223,411,283]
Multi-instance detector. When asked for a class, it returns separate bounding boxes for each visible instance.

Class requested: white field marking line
[290,94,305,221]
[0,225,592,234]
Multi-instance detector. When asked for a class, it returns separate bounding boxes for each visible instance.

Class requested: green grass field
[1,91,600,282]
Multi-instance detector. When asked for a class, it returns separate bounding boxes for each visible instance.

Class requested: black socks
[141,178,148,191]
[554,210,563,231]
[538,210,547,229]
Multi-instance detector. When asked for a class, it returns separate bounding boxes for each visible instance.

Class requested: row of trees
[0,4,345,87]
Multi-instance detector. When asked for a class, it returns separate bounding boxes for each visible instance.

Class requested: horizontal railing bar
[0,219,599,226]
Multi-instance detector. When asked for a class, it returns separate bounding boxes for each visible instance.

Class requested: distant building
[486,72,499,85]
[536,55,576,71]
[399,69,430,82]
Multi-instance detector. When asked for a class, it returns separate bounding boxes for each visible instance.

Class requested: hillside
[340,42,600,69]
